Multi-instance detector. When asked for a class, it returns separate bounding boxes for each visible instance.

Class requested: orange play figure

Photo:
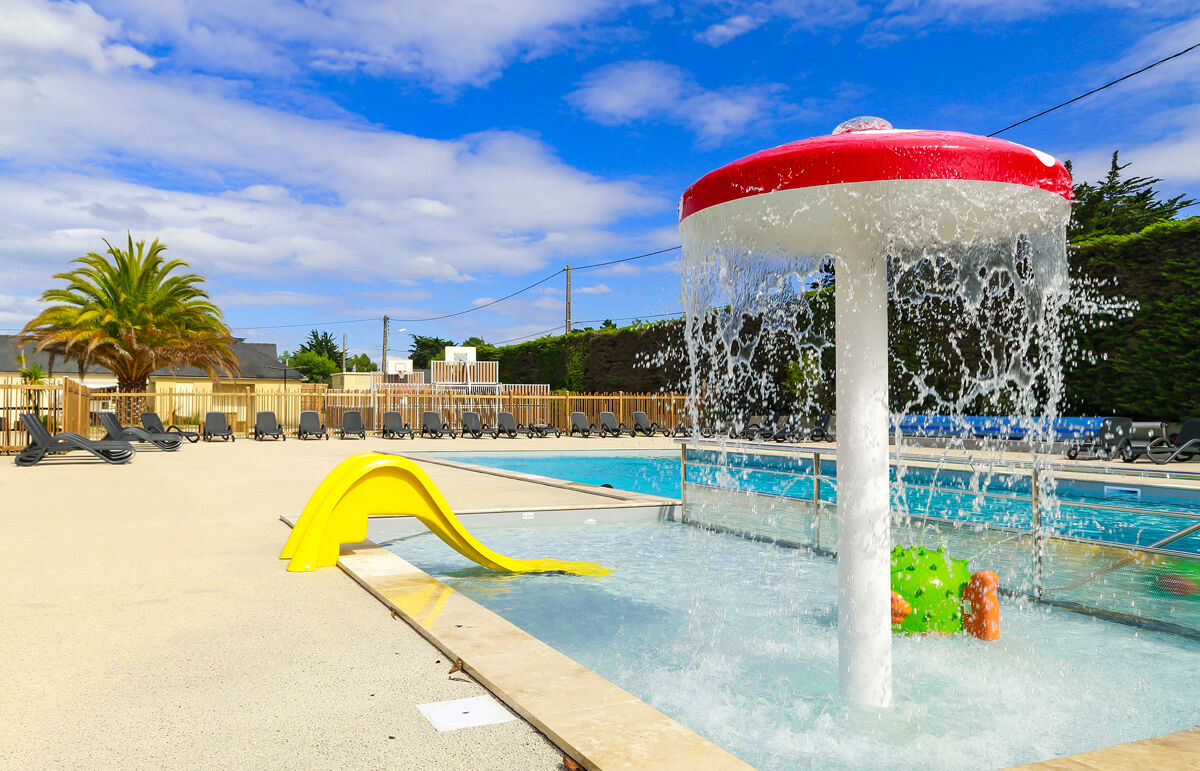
[891,591,912,624]
[962,570,1000,641]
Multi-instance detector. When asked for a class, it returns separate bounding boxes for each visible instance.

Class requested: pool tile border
[1006,726,1200,770]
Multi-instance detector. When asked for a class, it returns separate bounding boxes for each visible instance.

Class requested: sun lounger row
[1067,417,1200,464]
[15,410,202,465]
[725,413,835,443]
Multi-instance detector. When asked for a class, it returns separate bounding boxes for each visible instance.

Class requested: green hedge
[489,322,685,392]
[1064,217,1200,421]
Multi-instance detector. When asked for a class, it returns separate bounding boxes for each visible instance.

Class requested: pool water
[425,450,1200,554]
[384,519,1200,770]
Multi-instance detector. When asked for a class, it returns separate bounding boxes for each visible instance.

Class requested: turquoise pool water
[424,450,1200,554]
[384,519,1200,770]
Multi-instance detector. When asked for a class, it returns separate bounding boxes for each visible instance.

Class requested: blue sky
[1,0,1197,363]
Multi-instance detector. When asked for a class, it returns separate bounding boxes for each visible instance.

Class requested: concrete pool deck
[0,434,676,769]
[3,433,1196,769]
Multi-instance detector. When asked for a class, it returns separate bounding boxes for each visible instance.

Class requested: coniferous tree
[1067,152,1195,241]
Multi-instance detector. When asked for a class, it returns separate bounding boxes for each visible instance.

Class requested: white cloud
[213,290,338,308]
[567,60,789,143]
[695,1,1191,46]
[575,283,612,294]
[696,14,763,46]
[0,3,670,317]
[90,0,626,89]
[0,0,153,73]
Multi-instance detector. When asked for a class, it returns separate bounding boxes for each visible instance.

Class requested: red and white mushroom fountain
[679,117,1072,707]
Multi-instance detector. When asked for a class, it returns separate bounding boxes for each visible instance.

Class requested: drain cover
[417,695,516,732]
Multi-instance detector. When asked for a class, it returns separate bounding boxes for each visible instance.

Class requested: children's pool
[423,450,1200,554]
[384,518,1200,770]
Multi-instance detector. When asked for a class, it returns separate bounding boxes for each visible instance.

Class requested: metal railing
[680,445,1200,637]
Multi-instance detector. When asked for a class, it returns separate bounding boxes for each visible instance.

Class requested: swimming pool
[383,518,1200,770]
[423,449,1200,555]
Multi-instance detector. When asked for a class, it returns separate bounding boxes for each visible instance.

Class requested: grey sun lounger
[141,412,199,443]
[461,411,497,438]
[496,411,533,438]
[15,413,135,466]
[569,411,597,437]
[99,411,182,451]
[297,410,328,440]
[633,411,670,437]
[253,411,286,441]
[1130,418,1200,464]
[421,411,456,438]
[381,411,413,439]
[1065,417,1132,461]
[339,410,366,439]
[528,416,561,437]
[673,423,715,438]
[808,412,835,442]
[203,412,235,442]
[598,411,635,437]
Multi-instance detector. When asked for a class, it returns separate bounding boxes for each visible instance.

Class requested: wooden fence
[0,382,688,449]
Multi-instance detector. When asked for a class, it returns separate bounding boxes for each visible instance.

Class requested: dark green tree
[460,336,487,347]
[346,352,378,372]
[409,335,454,368]
[291,350,338,384]
[298,330,340,362]
[1068,152,1195,241]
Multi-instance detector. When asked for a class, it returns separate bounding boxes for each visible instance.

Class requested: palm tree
[19,235,239,395]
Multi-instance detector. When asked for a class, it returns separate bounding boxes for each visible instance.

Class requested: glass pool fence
[681,446,1200,638]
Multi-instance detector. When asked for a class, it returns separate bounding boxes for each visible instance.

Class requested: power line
[489,311,685,347]
[575,311,684,325]
[226,246,685,332]
[492,325,563,345]
[572,245,681,271]
[989,41,1200,137]
[388,269,563,322]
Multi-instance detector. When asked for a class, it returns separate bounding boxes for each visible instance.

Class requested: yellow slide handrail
[280,453,611,576]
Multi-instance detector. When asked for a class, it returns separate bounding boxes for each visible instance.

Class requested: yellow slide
[280,452,611,576]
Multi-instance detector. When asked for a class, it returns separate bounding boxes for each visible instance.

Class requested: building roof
[0,335,305,381]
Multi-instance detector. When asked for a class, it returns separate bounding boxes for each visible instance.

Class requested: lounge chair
[298,410,328,440]
[633,411,670,437]
[1129,418,1200,464]
[99,411,183,451]
[252,411,285,441]
[529,417,561,438]
[809,412,835,442]
[569,411,597,437]
[672,423,715,438]
[772,415,809,443]
[14,413,135,466]
[381,411,413,439]
[460,411,497,438]
[203,412,235,442]
[339,410,366,439]
[420,411,456,438]
[598,411,635,437]
[496,411,533,438]
[1064,417,1131,461]
[141,412,199,443]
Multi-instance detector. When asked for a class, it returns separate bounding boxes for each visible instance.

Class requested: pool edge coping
[332,540,751,771]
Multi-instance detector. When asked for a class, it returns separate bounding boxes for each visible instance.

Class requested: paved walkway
[0,435,671,769]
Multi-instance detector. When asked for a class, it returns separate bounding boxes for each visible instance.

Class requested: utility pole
[341,333,347,372]
[565,264,572,333]
[382,315,389,379]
